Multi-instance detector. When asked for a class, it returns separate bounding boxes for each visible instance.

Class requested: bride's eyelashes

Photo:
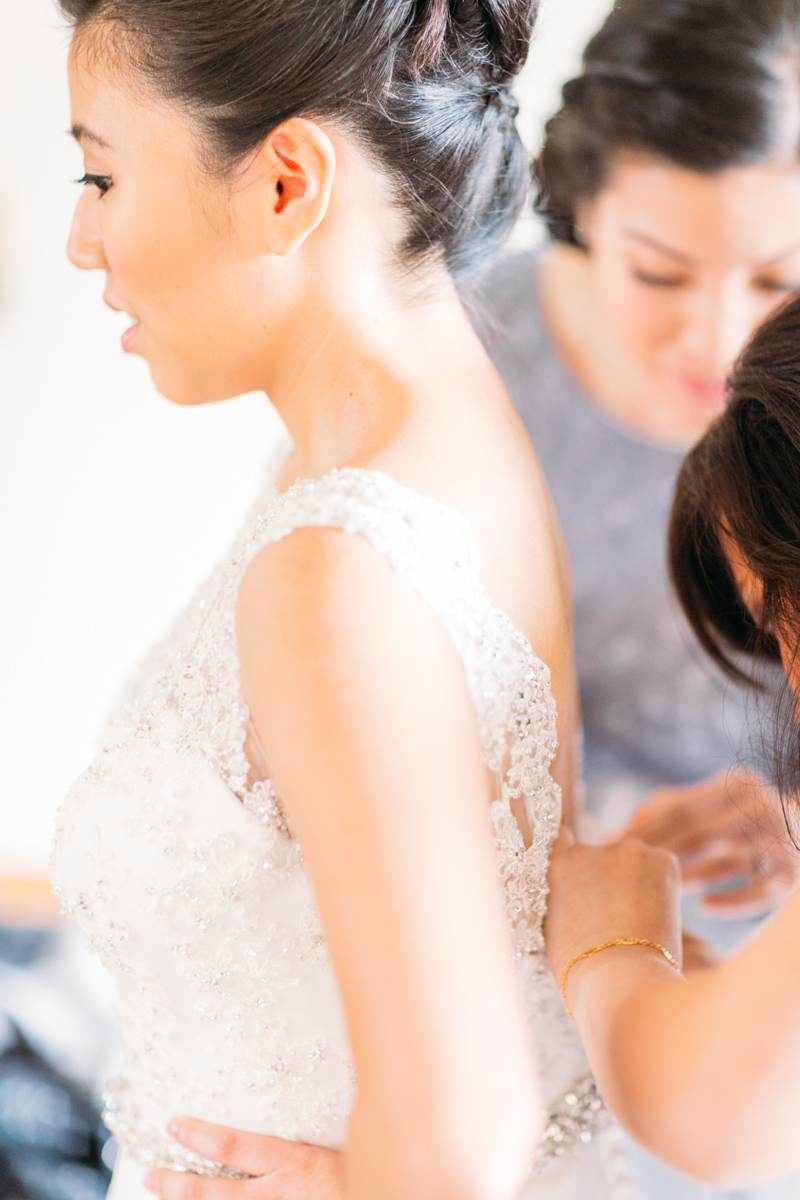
[75,172,113,195]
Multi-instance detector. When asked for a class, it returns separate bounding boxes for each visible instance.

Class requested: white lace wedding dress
[51,449,635,1198]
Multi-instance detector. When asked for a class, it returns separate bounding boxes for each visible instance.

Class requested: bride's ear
[248,117,336,256]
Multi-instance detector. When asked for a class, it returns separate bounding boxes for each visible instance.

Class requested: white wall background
[0,0,614,876]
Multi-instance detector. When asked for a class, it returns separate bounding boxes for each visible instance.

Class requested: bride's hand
[544,828,682,1000]
[143,1119,342,1199]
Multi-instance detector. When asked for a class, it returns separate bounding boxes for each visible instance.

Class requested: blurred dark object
[0,928,113,1200]
[0,1146,26,1200]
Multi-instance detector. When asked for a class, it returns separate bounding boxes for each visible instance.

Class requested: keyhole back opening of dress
[244,718,273,790]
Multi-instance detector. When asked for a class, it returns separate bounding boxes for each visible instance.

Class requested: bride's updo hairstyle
[60,0,537,281]
[669,294,800,802]
[536,0,800,246]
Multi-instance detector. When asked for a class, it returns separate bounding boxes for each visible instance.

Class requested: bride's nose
[67,188,110,271]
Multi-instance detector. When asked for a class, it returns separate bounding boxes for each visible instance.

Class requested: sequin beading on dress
[51,456,617,1195]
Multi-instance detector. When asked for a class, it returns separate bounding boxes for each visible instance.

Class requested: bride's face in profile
[66,34,336,407]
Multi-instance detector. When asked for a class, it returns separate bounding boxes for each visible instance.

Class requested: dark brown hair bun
[62,0,538,281]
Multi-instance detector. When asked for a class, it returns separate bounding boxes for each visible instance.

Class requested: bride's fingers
[160,1120,343,1198]
[167,1118,270,1175]
[143,1169,258,1200]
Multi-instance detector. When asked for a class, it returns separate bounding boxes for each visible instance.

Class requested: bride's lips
[121,321,141,353]
[104,294,142,353]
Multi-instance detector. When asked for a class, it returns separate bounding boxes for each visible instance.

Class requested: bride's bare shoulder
[236,524,468,718]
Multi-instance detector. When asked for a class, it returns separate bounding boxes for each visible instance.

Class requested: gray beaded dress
[51,448,632,1198]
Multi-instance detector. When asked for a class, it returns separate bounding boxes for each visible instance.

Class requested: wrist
[564,941,681,1027]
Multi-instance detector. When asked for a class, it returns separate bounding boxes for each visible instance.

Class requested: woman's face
[579,151,800,437]
[66,37,290,406]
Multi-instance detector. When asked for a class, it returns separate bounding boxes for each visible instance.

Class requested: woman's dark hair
[536,0,800,245]
[61,0,537,281]
[669,292,800,799]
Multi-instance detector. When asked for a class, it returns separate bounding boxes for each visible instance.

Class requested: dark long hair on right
[536,0,800,246]
[669,292,800,807]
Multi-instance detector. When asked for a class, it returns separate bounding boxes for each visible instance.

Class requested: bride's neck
[268,263,486,483]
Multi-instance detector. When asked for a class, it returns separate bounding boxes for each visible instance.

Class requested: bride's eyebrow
[70,123,113,150]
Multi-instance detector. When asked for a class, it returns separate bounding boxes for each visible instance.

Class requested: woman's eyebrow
[621,229,695,266]
[756,240,800,268]
[70,123,112,150]
[623,229,800,272]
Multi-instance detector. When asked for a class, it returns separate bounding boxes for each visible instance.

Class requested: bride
[51,0,625,1197]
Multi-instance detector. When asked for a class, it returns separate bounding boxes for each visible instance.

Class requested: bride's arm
[233,527,540,1200]
[546,833,800,1186]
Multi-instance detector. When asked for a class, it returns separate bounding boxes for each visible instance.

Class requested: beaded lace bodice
[51,455,608,1181]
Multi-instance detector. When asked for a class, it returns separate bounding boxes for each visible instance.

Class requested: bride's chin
[152,369,241,408]
[141,342,255,407]
[142,355,212,407]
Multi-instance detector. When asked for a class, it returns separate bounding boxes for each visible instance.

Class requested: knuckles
[145,1170,185,1200]
[215,1129,245,1164]
[549,838,680,888]
[183,1178,207,1200]
[614,837,679,875]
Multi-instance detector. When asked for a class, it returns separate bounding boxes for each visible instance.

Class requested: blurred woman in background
[481,0,800,932]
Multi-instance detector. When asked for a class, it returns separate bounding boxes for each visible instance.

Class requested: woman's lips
[677,374,727,404]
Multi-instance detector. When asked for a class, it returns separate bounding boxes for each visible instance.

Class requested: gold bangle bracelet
[560,938,680,1019]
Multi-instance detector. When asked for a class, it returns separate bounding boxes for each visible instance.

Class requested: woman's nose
[67,189,109,271]
[680,280,753,377]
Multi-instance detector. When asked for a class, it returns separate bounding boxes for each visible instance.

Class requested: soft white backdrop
[0,0,613,875]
